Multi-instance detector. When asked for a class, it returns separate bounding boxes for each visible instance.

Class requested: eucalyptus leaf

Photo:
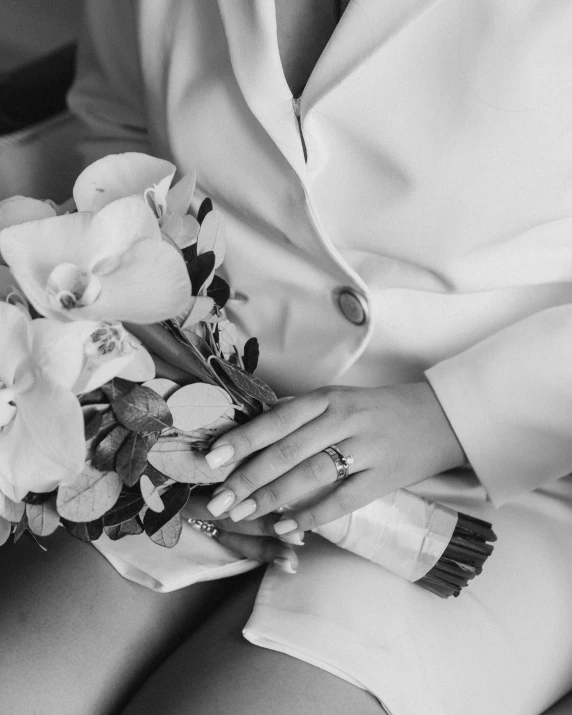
[84,410,104,441]
[143,378,180,401]
[57,464,123,522]
[26,500,60,537]
[79,388,107,406]
[148,437,232,484]
[197,209,226,268]
[61,517,104,542]
[140,474,165,513]
[167,383,233,432]
[116,433,148,487]
[0,493,25,522]
[188,251,215,296]
[102,492,145,526]
[197,197,213,225]
[22,490,56,505]
[213,358,277,404]
[106,381,173,433]
[149,512,183,548]
[207,274,231,309]
[242,337,260,374]
[144,462,170,486]
[93,425,130,472]
[0,517,10,546]
[13,512,28,543]
[104,517,143,541]
[143,483,190,536]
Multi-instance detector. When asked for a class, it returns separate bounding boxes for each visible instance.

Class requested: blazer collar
[217,0,446,138]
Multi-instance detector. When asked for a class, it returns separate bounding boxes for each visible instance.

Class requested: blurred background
[0,0,81,72]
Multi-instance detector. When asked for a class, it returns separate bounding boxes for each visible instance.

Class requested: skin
[206,383,466,534]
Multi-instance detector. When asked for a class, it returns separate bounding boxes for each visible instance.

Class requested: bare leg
[0,528,257,715]
[121,569,386,715]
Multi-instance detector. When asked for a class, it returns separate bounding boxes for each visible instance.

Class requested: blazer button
[335,288,369,326]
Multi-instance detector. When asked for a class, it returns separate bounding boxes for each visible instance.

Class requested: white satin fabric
[69,1,572,712]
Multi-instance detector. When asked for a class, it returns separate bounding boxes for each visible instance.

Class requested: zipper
[292,96,308,164]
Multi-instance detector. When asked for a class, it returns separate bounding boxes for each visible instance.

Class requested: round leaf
[26,500,60,537]
[167,383,233,432]
[148,437,232,484]
[0,517,11,546]
[140,474,165,513]
[0,493,25,522]
[57,464,122,522]
[143,378,180,401]
[149,512,183,548]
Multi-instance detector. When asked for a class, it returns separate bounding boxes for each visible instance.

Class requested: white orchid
[72,152,200,250]
[0,195,191,324]
[0,303,90,501]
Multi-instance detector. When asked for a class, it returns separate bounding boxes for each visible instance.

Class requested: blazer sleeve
[425,303,572,507]
[67,0,153,165]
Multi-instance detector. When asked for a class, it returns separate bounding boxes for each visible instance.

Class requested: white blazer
[69,0,572,507]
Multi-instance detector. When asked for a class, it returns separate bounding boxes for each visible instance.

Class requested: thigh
[0,527,251,715]
[121,569,385,715]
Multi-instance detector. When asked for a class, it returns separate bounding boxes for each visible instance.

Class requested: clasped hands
[183,382,465,572]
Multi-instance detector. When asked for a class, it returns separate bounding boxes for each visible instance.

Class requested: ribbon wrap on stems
[314,489,459,583]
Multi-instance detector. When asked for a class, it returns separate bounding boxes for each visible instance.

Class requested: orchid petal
[87,196,163,270]
[0,378,85,500]
[0,302,31,386]
[74,238,191,323]
[166,170,196,216]
[179,215,200,249]
[161,213,184,244]
[73,152,176,212]
[74,353,134,395]
[116,343,156,383]
[0,196,56,232]
[31,318,98,389]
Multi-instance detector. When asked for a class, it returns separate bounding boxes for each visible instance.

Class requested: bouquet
[0,152,495,597]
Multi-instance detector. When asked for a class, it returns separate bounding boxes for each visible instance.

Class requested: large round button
[335,288,369,326]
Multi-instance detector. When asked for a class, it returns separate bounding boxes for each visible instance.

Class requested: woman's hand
[183,494,302,573]
[203,382,466,535]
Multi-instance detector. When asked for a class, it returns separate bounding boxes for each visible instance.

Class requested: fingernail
[273,557,297,574]
[274,518,298,535]
[229,498,257,522]
[206,489,235,517]
[279,531,305,546]
[212,484,226,496]
[206,444,234,469]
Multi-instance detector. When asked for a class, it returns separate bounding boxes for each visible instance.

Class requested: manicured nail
[279,531,305,546]
[206,444,234,469]
[229,498,257,522]
[274,518,298,535]
[206,489,235,517]
[273,557,297,574]
[212,484,226,496]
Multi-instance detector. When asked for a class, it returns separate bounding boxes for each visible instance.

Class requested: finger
[216,531,299,574]
[233,438,359,521]
[271,470,377,534]
[216,413,348,516]
[204,390,329,469]
[183,496,305,544]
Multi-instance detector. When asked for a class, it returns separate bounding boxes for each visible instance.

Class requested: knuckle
[266,405,288,432]
[235,429,255,454]
[301,458,328,486]
[259,482,280,509]
[275,438,301,466]
[231,468,257,493]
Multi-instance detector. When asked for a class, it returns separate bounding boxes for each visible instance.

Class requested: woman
[1,1,571,713]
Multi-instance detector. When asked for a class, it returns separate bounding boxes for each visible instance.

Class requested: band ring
[322,444,355,482]
[188,518,221,539]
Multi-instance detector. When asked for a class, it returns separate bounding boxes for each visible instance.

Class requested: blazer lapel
[216,0,307,177]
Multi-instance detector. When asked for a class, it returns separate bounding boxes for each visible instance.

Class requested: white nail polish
[279,532,305,546]
[229,498,257,522]
[273,557,297,574]
[274,518,298,535]
[206,444,234,469]
[206,489,235,517]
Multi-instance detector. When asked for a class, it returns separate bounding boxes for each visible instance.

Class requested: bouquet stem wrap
[314,489,495,596]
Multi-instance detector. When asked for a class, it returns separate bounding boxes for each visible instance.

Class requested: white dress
[69,1,572,712]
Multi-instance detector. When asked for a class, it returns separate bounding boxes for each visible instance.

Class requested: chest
[274,0,342,97]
